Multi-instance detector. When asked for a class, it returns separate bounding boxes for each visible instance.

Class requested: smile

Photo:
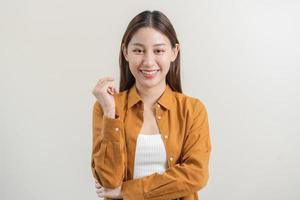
[139,69,160,78]
[139,70,160,75]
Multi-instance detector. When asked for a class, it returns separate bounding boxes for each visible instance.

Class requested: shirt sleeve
[91,101,126,188]
[121,99,212,199]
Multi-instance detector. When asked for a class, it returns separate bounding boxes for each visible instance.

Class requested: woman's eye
[133,49,143,53]
[132,49,165,54]
[155,49,165,54]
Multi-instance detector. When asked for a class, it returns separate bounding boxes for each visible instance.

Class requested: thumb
[113,87,119,94]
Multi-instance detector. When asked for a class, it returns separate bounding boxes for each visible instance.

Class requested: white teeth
[140,70,159,75]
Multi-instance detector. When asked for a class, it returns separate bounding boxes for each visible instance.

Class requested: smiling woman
[122,27,179,89]
[91,10,211,200]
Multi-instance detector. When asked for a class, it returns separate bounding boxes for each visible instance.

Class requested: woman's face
[123,27,179,89]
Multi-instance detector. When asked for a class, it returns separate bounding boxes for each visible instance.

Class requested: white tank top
[133,134,167,179]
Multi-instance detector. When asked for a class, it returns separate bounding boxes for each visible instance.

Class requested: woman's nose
[142,52,156,67]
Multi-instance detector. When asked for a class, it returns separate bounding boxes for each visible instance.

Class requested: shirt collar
[127,84,174,110]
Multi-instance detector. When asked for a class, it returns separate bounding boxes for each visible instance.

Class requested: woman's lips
[139,69,160,71]
[139,69,160,78]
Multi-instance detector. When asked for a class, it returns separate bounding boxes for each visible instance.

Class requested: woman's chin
[137,78,165,89]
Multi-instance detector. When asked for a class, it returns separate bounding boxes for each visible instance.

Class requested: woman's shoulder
[172,90,207,112]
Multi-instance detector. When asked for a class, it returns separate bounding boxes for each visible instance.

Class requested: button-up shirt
[91,84,212,200]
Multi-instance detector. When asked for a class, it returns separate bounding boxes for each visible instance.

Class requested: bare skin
[137,83,168,135]
[139,103,161,135]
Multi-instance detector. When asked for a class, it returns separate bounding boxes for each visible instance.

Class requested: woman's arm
[121,99,212,200]
[91,101,126,188]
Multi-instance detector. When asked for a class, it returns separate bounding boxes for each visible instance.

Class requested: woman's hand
[94,179,123,199]
[92,77,118,116]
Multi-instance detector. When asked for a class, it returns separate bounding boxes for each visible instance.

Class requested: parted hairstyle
[119,10,182,93]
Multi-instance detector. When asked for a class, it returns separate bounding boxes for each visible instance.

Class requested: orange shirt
[91,84,212,200]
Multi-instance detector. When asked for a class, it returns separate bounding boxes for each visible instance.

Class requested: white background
[1,0,299,199]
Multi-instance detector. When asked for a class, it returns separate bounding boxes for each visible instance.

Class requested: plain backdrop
[1,0,299,200]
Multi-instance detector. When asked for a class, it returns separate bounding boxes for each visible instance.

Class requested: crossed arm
[91,100,211,199]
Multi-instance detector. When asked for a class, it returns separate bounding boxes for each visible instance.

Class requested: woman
[91,10,211,200]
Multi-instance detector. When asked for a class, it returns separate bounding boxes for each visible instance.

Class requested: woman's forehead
[129,27,171,47]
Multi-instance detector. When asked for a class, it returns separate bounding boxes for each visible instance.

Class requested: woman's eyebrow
[132,43,166,47]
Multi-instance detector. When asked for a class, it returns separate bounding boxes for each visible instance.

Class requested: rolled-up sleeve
[91,101,126,188]
[121,99,212,199]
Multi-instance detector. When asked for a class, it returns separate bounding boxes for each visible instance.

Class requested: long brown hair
[119,10,182,93]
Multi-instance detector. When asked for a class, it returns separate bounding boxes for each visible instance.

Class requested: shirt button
[157,116,161,120]
[169,157,174,161]
[157,104,160,108]
[115,127,119,132]
[164,135,168,139]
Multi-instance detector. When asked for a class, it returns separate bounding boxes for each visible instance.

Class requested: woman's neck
[135,82,166,109]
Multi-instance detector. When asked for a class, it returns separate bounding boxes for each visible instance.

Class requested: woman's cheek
[129,56,142,66]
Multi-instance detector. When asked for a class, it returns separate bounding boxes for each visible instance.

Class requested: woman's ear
[122,43,129,61]
[171,43,180,62]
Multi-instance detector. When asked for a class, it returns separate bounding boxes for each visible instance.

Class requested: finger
[110,86,118,93]
[97,77,114,84]
[97,192,104,198]
[96,188,104,194]
[95,181,102,186]
[100,77,114,81]
[97,81,115,92]
[94,178,102,186]
[113,87,119,93]
[95,183,102,189]
[97,81,114,88]
[93,84,112,96]
[94,179,103,188]
[108,85,118,95]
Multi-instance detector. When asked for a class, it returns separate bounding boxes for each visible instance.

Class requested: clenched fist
[92,77,118,118]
